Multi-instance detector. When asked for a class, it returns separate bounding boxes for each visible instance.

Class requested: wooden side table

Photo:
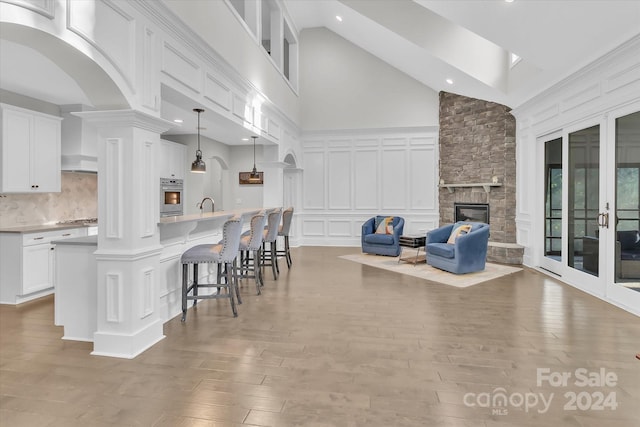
[398,235,426,265]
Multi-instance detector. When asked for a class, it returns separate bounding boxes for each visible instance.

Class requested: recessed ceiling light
[173,119,183,123]
[242,138,249,141]
[336,15,343,22]
[505,0,514,3]
[446,78,453,85]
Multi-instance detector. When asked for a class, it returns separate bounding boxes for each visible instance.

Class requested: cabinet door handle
[50,247,55,251]
[33,237,44,240]
[62,233,71,237]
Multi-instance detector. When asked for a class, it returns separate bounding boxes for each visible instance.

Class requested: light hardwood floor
[1,246,639,427]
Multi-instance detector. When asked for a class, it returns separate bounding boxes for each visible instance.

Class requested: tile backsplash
[0,172,97,228]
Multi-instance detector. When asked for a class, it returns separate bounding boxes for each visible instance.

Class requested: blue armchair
[426,221,489,274]
[361,216,405,256]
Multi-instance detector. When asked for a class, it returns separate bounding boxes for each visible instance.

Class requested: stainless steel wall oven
[160,178,183,217]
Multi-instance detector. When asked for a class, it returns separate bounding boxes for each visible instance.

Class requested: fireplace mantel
[439,182,502,193]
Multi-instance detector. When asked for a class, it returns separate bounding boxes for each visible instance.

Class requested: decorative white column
[74,110,174,358]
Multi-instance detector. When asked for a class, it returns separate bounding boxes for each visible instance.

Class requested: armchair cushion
[364,233,395,245]
[375,216,395,234]
[447,224,472,243]
[427,243,455,259]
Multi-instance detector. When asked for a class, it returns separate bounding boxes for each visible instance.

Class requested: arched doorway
[204,155,229,212]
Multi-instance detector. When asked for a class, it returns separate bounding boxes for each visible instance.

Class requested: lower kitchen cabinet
[0,227,87,304]
[22,242,55,295]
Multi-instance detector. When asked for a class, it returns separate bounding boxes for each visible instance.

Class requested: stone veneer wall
[438,91,523,264]
[0,172,97,228]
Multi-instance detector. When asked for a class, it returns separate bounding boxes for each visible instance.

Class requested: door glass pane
[545,138,562,260]
[568,125,600,276]
[615,111,640,288]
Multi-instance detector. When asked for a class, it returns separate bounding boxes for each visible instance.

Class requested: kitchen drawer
[22,227,87,246]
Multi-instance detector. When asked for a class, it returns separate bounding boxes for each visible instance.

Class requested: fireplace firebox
[454,203,490,224]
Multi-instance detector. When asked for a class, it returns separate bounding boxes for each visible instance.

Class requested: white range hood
[60,104,97,173]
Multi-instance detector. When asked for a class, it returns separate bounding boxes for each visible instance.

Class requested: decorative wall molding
[204,73,232,111]
[299,127,439,246]
[105,272,122,323]
[3,0,54,19]
[161,41,201,93]
[140,140,155,238]
[140,268,154,319]
[67,0,135,91]
[105,138,123,239]
[142,26,158,111]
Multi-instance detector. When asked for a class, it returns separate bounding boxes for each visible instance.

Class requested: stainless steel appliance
[160,178,183,217]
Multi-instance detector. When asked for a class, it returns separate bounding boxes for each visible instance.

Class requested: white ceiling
[285,0,640,108]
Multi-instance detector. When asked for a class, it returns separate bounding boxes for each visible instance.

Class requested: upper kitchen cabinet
[0,104,62,193]
[160,139,186,180]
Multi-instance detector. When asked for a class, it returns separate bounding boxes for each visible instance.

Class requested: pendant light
[249,136,262,182]
[191,108,206,173]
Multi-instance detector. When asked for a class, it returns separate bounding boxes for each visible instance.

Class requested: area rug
[339,253,522,288]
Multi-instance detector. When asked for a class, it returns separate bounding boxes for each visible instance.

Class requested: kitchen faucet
[197,197,214,212]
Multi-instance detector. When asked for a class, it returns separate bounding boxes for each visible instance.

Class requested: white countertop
[158,208,271,225]
[0,223,96,234]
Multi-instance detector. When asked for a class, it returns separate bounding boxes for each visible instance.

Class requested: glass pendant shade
[191,108,206,173]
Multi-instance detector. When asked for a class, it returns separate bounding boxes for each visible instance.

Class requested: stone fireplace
[438,92,523,265]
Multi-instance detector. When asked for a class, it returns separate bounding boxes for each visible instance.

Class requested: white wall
[163,134,231,214]
[299,27,439,131]
[299,127,439,247]
[230,144,265,210]
[162,0,300,124]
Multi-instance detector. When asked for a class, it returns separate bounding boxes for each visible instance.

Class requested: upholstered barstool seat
[237,212,267,294]
[261,208,283,280]
[181,218,244,321]
[276,207,294,269]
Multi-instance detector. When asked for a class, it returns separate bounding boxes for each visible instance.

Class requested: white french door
[539,106,640,314]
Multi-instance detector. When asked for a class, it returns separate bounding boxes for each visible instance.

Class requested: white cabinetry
[0,104,62,193]
[22,241,55,295]
[160,139,186,179]
[0,227,87,304]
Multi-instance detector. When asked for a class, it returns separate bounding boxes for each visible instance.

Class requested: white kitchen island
[54,208,267,345]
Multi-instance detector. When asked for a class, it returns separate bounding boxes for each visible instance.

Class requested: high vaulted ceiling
[2,0,638,144]
[284,0,640,108]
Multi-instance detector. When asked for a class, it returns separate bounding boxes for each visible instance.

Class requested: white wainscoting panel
[409,148,437,210]
[140,268,154,319]
[142,27,158,111]
[381,149,407,210]
[105,138,123,239]
[300,127,440,247]
[268,119,280,140]
[162,42,201,93]
[302,151,325,209]
[68,0,135,89]
[106,272,123,323]
[4,0,55,18]
[560,83,601,113]
[354,150,378,209]
[328,220,351,237]
[302,219,325,236]
[140,140,155,238]
[204,73,232,111]
[232,94,253,123]
[328,151,351,209]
